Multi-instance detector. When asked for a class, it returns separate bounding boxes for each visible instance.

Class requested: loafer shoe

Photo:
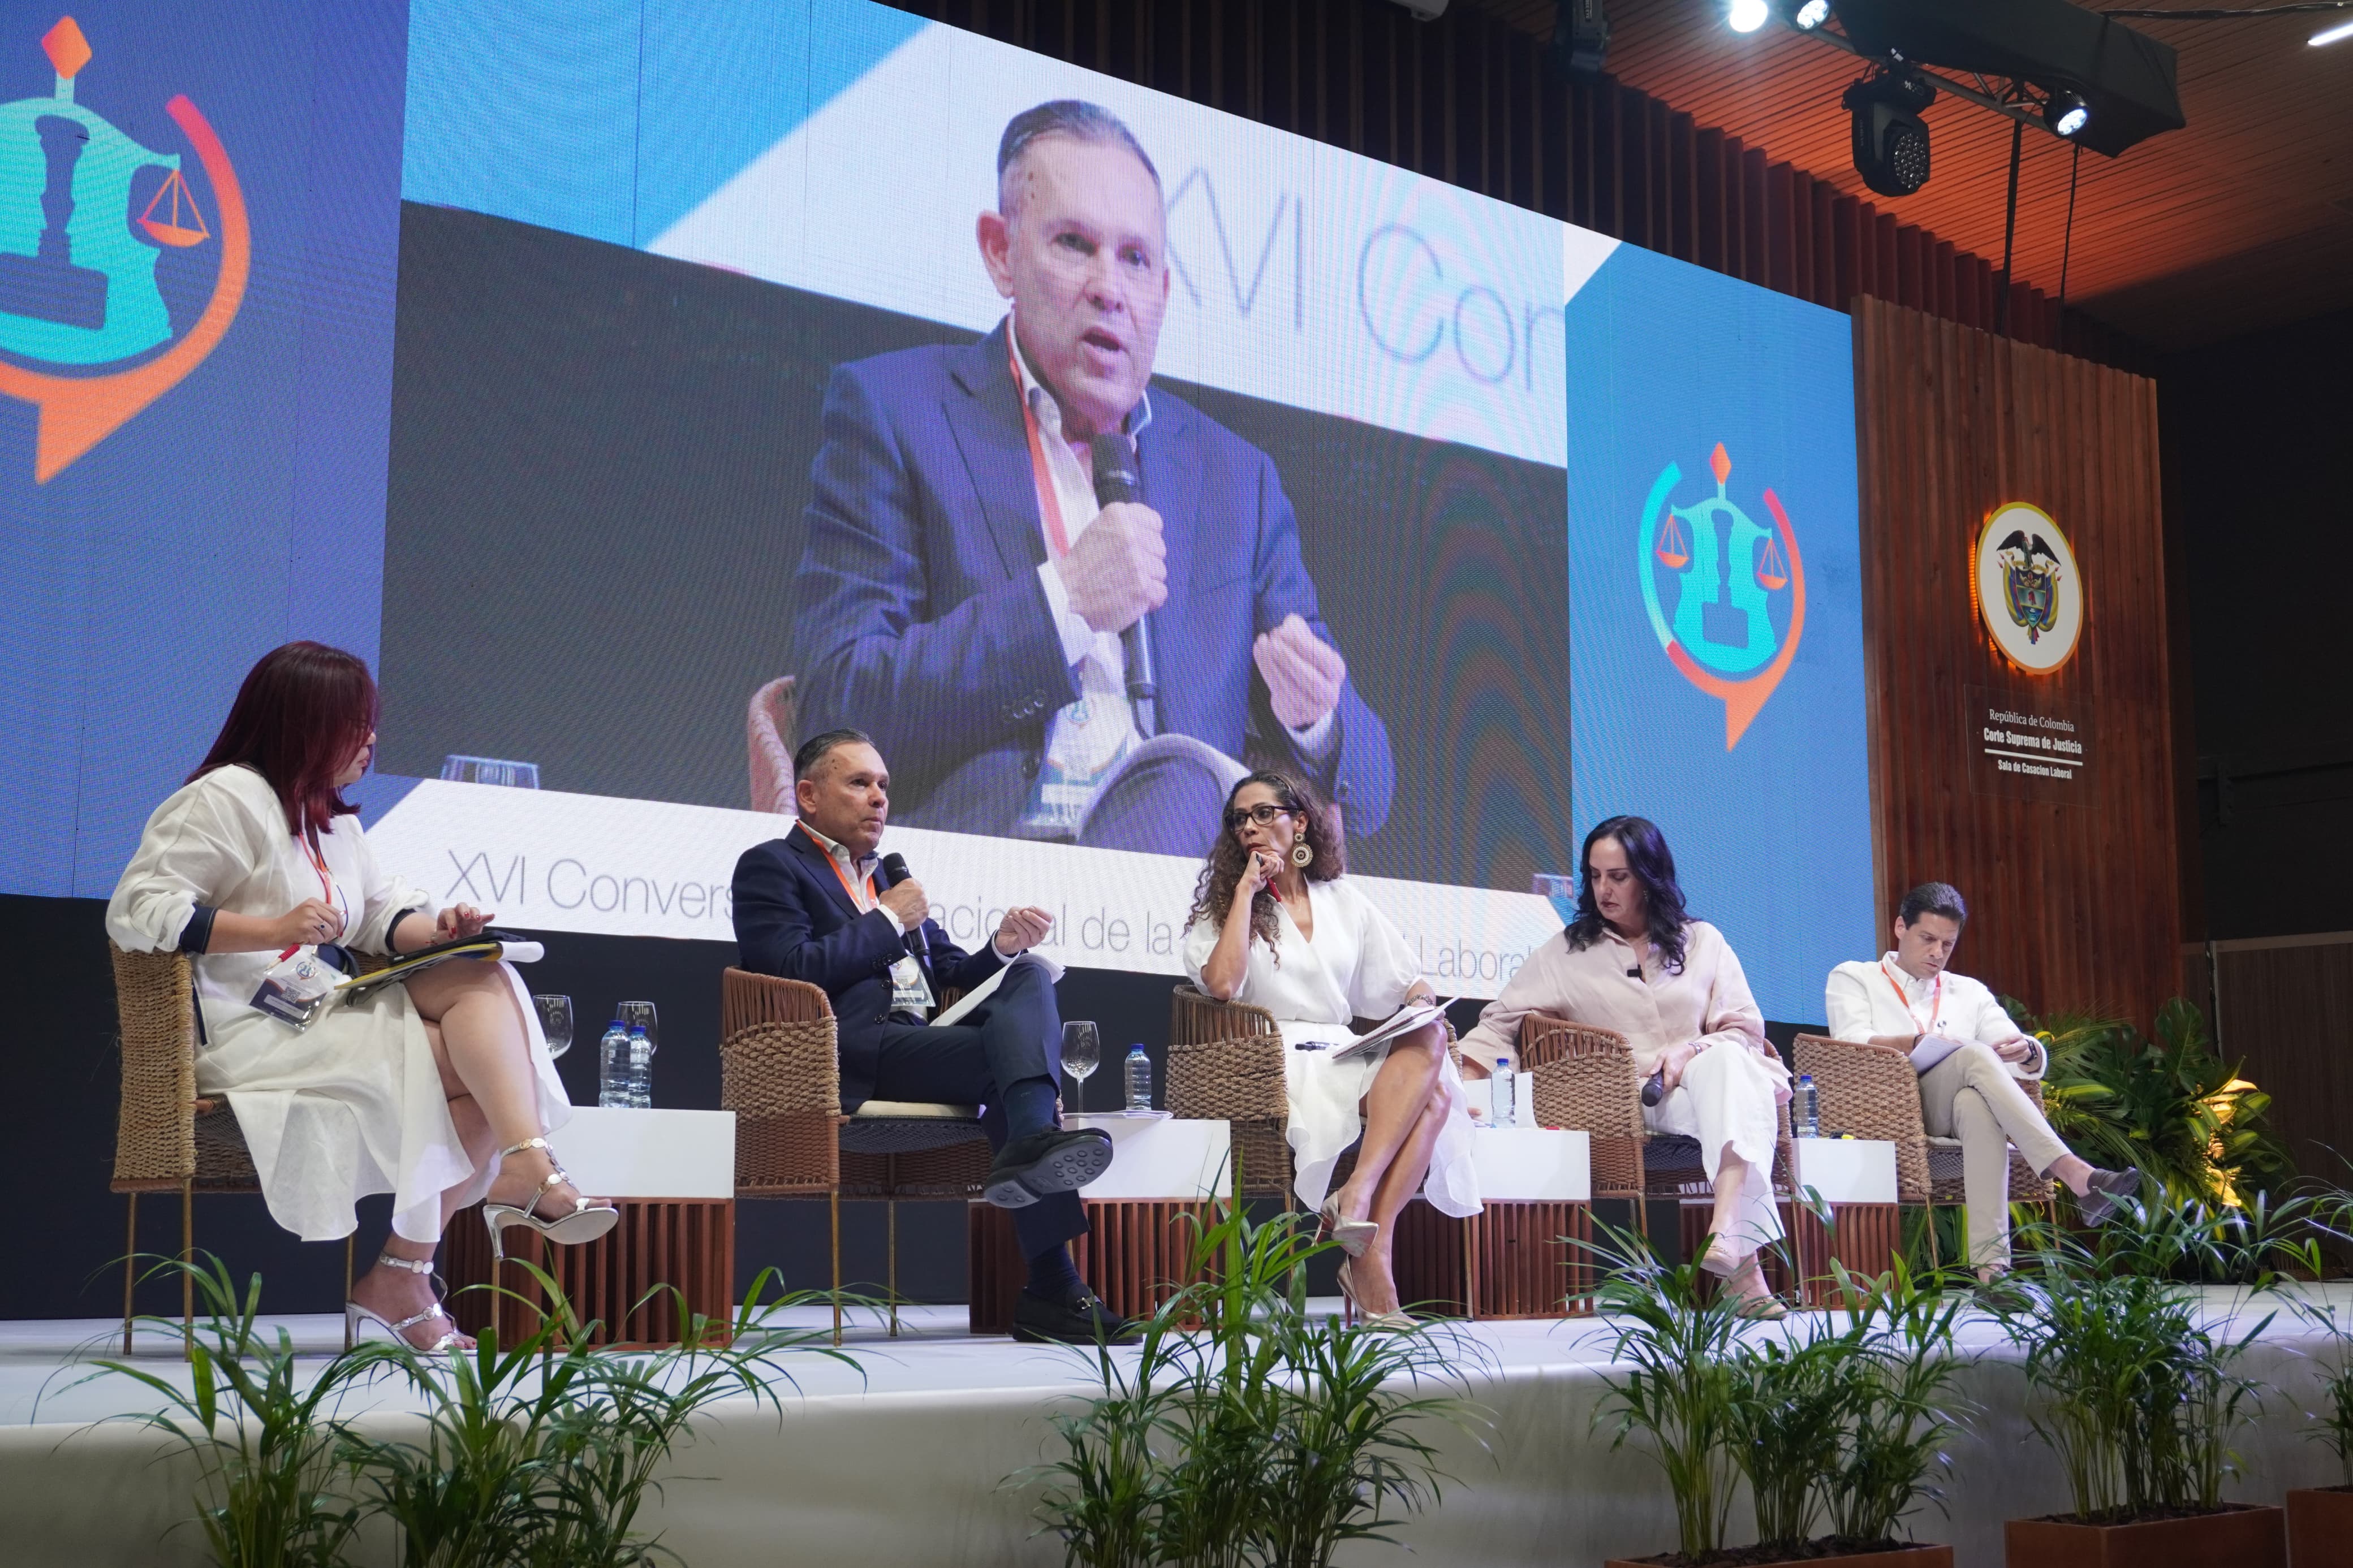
[2078,1166,2142,1227]
[982,1126,1114,1209]
[1012,1286,1142,1345]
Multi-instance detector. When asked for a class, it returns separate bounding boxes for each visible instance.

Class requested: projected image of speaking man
[790,100,1394,857]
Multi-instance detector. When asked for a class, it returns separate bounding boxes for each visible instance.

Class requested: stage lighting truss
[1744,5,2113,179]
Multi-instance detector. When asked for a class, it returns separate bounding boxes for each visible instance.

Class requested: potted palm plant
[1993,1200,2286,1567]
[2289,1278,2353,1568]
[1591,1228,1963,1566]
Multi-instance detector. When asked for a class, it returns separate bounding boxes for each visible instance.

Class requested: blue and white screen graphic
[0,0,1874,1010]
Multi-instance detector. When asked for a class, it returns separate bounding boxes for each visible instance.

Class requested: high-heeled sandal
[481,1137,618,1260]
[347,1254,468,1353]
[1697,1236,1744,1278]
[1316,1195,1379,1259]
[1334,1258,1418,1332]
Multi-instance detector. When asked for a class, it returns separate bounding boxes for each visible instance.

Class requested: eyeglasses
[1225,802,1296,831]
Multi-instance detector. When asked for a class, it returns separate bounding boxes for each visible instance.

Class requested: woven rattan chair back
[1166,983,1291,1197]
[719,967,843,1195]
[1518,1012,1646,1199]
[747,675,799,815]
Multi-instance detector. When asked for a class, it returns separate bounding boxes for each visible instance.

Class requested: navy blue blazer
[790,320,1395,839]
[731,826,1005,1110]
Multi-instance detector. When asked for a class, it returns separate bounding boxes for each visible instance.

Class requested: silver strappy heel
[481,1137,618,1260]
[347,1253,468,1353]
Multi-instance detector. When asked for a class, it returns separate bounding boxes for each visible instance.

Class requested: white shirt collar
[1006,313,1153,444]
[797,819,876,877]
[1881,952,1940,997]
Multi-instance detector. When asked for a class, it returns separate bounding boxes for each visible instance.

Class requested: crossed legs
[1327,1024,1451,1316]
[347,960,580,1347]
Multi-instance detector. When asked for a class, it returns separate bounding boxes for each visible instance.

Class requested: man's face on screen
[795,742,890,858]
[980,135,1170,439]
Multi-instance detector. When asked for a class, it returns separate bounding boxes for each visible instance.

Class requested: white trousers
[1918,1042,2070,1268]
[1645,1043,1789,1252]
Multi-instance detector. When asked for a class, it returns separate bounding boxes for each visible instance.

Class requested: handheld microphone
[879,852,928,959]
[1089,431,1158,738]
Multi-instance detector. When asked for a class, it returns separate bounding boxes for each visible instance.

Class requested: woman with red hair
[107,642,612,1350]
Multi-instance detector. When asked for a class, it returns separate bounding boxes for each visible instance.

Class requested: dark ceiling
[1455,0,2353,350]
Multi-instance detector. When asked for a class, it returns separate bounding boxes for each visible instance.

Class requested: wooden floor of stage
[3,1288,2347,1568]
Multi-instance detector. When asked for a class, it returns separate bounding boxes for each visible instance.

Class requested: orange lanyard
[1009,330,1076,558]
[1881,961,1940,1033]
[799,822,875,912]
[279,835,342,960]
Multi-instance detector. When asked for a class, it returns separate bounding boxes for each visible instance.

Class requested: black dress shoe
[1012,1286,1142,1345]
[983,1126,1114,1209]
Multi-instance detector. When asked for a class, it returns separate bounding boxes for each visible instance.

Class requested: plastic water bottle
[1492,1058,1516,1128]
[628,1025,656,1109]
[1124,1046,1153,1112]
[597,1021,630,1108]
[1795,1073,1820,1139]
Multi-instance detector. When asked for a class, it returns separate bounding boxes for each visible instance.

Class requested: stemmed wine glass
[531,994,574,1060]
[1061,1021,1101,1114]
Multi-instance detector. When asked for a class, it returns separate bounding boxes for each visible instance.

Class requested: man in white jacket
[1825,882,2139,1276]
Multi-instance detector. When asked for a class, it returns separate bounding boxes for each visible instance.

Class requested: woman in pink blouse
[1458,815,1791,1316]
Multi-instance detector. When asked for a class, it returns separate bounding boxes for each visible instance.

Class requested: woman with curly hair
[1459,814,1790,1316]
[1182,771,1479,1325]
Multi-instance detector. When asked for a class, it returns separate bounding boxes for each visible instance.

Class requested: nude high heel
[481,1137,618,1260]
[1316,1195,1379,1258]
[346,1254,467,1353]
[1334,1257,1418,1331]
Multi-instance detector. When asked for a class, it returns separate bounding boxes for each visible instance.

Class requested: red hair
[192,642,378,846]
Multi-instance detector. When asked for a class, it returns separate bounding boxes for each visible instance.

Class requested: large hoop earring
[1291,841,1313,869]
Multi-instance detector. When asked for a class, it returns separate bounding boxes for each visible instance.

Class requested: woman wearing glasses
[1182,771,1479,1326]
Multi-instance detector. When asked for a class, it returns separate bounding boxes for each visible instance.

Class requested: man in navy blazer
[732,728,1136,1344]
[791,100,1394,856]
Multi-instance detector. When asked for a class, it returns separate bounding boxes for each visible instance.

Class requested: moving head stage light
[1812,0,2184,158]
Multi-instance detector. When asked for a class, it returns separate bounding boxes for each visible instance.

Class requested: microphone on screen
[879,852,929,960]
[1089,431,1158,738]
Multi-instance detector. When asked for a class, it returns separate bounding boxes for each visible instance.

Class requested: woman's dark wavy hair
[1565,814,1694,973]
[1186,770,1343,958]
[192,642,377,849]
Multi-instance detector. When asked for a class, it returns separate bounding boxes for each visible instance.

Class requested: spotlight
[1844,72,1934,197]
[2045,90,2089,139]
[2311,19,2353,47]
[1553,0,1611,79]
[1729,0,1769,33]
[1792,0,1831,29]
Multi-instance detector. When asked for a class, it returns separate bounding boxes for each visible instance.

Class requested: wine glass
[531,994,574,1060]
[617,999,658,1047]
[1061,1021,1101,1113]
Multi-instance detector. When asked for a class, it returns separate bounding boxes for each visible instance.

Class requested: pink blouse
[1456,920,1767,1078]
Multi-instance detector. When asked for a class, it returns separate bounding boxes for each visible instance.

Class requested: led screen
[0,0,1872,1012]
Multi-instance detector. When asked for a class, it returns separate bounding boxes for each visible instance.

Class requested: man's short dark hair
[1898,882,1968,926]
[996,99,1161,210]
[794,728,873,783]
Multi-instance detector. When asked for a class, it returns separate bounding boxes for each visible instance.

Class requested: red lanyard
[279,835,341,960]
[1880,961,1940,1033]
[1009,330,1076,558]
[800,822,875,912]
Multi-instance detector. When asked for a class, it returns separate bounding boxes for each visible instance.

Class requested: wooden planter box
[2003,1504,2285,1567]
[2289,1488,2353,1568]
[1604,1544,1950,1567]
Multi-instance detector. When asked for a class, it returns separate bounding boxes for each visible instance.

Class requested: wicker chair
[109,943,354,1355]
[1518,1010,1798,1232]
[717,966,993,1341]
[1791,1033,2054,1252]
[748,676,798,814]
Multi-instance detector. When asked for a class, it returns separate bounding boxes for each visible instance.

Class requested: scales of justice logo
[1637,442,1807,749]
[1973,500,2083,673]
[0,16,247,482]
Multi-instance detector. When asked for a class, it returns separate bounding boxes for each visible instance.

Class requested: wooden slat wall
[2212,938,2353,1180]
[883,0,2148,371]
[1853,296,2178,1027]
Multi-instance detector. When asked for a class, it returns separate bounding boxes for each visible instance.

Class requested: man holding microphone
[732,728,1136,1344]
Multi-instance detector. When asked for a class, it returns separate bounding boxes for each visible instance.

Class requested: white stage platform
[2,1287,2343,1567]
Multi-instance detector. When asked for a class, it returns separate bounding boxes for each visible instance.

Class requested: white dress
[1182,879,1481,1218]
[105,764,569,1244]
